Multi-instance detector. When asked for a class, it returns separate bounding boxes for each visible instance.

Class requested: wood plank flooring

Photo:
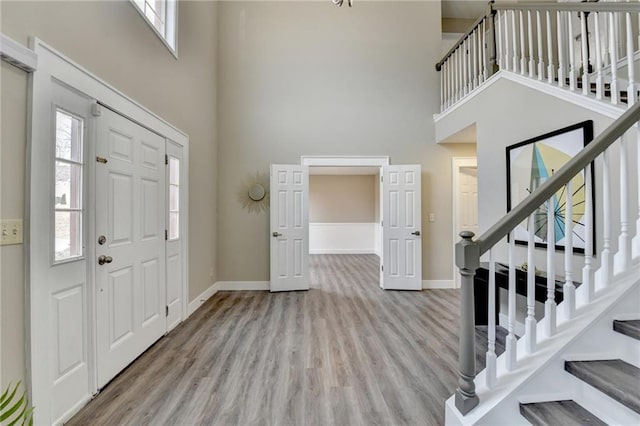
[68,254,477,425]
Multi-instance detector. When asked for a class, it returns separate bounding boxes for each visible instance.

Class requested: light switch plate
[1,219,23,245]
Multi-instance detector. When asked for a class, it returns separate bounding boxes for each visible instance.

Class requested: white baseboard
[310,249,376,254]
[216,281,270,291]
[188,281,219,317]
[422,279,455,289]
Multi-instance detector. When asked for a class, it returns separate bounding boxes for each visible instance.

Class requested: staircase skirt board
[564,359,640,415]
[519,400,606,426]
[613,319,640,341]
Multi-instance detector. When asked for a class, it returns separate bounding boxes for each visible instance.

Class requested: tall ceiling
[441,0,489,20]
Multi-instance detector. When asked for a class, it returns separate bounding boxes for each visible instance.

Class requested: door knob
[98,255,113,265]
[272,232,283,237]
[411,230,421,236]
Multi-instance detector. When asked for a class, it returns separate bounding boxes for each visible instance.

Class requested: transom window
[131,0,178,56]
[54,109,84,262]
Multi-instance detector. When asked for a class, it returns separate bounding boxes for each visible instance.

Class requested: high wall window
[131,0,178,56]
[54,109,84,262]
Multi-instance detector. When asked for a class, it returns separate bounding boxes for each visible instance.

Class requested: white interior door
[166,140,183,331]
[270,164,309,292]
[382,165,422,290]
[96,108,167,388]
[453,160,478,288]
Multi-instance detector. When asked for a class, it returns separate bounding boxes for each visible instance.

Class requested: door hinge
[380,176,383,182]
[165,154,168,165]
[91,102,101,117]
[165,229,168,240]
[381,265,384,271]
[381,220,383,227]
[96,156,108,164]
[166,305,169,317]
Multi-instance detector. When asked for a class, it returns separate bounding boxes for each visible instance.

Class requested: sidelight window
[168,156,180,240]
[54,109,84,262]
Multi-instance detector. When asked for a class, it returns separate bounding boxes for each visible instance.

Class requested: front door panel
[96,108,166,388]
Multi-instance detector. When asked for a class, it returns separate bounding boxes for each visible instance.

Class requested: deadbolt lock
[98,235,106,245]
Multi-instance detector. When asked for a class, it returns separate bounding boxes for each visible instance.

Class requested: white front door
[270,164,309,292]
[95,108,167,388]
[382,165,422,290]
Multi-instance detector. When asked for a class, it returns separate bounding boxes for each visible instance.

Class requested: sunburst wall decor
[237,171,270,214]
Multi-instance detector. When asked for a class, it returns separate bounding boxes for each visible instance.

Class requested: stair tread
[613,319,640,341]
[519,400,606,426]
[565,359,640,415]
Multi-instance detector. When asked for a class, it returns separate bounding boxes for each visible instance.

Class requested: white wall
[310,223,376,254]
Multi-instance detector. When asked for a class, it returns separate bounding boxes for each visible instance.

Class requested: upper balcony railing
[436,1,640,113]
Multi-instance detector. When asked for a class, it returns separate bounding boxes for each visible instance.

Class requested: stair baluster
[497,10,504,70]
[486,249,497,389]
[537,10,545,80]
[567,11,576,91]
[626,12,636,107]
[609,12,619,105]
[519,10,526,74]
[581,11,590,96]
[506,231,518,371]
[528,11,534,78]
[547,10,555,83]
[582,164,594,303]
[557,10,565,88]
[526,212,537,353]
[563,180,576,319]
[597,149,612,288]
[614,132,631,274]
[595,12,604,100]
[545,194,557,337]
[512,10,518,73]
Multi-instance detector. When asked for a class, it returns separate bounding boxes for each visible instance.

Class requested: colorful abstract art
[506,121,594,253]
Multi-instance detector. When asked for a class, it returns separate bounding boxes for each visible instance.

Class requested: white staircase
[437,1,640,424]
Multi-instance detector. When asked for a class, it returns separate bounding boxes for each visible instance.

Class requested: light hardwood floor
[68,254,468,425]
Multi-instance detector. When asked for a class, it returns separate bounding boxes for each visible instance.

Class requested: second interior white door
[382,165,422,290]
[270,164,309,292]
[95,108,167,388]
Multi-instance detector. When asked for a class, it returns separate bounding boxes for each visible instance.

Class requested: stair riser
[564,370,640,426]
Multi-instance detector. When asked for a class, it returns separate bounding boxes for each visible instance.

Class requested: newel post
[455,231,480,415]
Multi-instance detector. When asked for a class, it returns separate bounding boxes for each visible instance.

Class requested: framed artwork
[506,120,594,254]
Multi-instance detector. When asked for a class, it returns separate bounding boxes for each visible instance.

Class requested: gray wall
[0,0,219,389]
[309,175,376,223]
[216,0,476,282]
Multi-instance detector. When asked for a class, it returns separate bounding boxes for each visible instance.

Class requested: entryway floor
[68,254,476,425]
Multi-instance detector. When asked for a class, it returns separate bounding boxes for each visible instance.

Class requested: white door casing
[270,164,309,292]
[28,39,190,425]
[95,107,167,388]
[382,165,422,290]
[166,140,184,331]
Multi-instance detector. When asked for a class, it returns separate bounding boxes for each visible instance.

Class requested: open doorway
[452,157,479,288]
[269,156,422,292]
[309,166,382,290]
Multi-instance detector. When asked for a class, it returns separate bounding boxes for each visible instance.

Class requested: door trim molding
[300,155,389,167]
[451,157,478,289]
[27,38,190,425]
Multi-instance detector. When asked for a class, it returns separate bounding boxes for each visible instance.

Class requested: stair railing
[437,1,640,113]
[454,86,640,416]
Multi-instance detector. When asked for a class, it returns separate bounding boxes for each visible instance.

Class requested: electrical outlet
[1,219,23,246]
[429,213,436,222]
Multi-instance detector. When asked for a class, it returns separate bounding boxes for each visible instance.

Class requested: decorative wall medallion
[237,172,270,213]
